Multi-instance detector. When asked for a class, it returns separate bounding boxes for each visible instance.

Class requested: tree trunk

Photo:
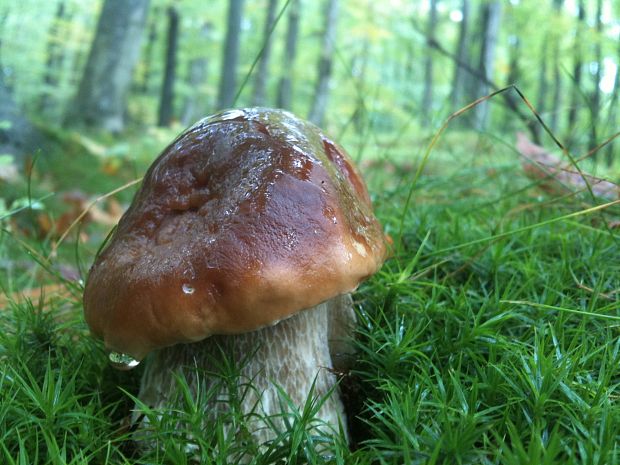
[157,6,180,127]
[566,0,585,144]
[604,32,620,166]
[549,0,564,133]
[39,1,67,115]
[0,75,45,167]
[402,38,415,110]
[405,40,415,85]
[64,0,150,132]
[0,6,11,88]
[276,0,300,110]
[308,0,339,127]
[217,0,245,109]
[505,36,521,130]
[181,23,212,126]
[350,35,370,134]
[421,0,438,127]
[474,1,502,131]
[589,0,602,154]
[0,6,6,52]
[140,9,159,94]
[67,22,89,89]
[450,0,470,112]
[252,0,278,106]
[534,40,548,139]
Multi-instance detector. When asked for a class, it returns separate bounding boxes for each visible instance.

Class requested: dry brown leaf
[101,158,122,176]
[0,283,75,309]
[38,191,124,241]
[106,198,124,218]
[70,133,107,157]
[89,204,122,226]
[516,132,620,200]
[51,177,142,257]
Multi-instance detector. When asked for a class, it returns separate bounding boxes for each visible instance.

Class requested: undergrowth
[1,115,620,464]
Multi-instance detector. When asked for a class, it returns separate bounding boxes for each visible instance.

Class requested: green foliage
[0,298,139,464]
[1,125,619,463]
[343,138,620,464]
[1,0,620,463]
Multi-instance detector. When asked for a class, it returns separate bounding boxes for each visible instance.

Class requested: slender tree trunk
[351,36,370,134]
[534,40,548,138]
[505,36,521,130]
[535,41,548,113]
[463,6,483,113]
[422,0,438,126]
[0,71,45,166]
[405,40,415,84]
[589,0,602,154]
[0,7,10,88]
[140,9,159,94]
[506,37,520,86]
[252,0,278,106]
[276,0,300,110]
[549,0,564,133]
[39,1,67,114]
[181,22,212,126]
[308,0,339,126]
[217,0,245,109]
[67,15,90,90]
[450,0,470,111]
[157,6,179,127]
[566,0,585,144]
[0,6,6,54]
[474,1,502,130]
[605,32,620,166]
[403,38,416,110]
[64,0,150,132]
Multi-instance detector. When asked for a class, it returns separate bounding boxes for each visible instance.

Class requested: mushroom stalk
[136,295,355,446]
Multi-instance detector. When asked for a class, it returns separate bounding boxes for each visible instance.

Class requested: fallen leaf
[0,283,76,309]
[516,132,619,200]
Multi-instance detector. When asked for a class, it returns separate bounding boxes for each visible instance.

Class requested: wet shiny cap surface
[83,108,387,360]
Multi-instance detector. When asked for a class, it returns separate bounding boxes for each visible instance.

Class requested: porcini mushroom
[83,108,387,447]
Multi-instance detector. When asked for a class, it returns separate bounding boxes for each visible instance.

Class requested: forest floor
[1,124,620,464]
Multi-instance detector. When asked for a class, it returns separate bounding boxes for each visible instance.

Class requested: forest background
[1,0,620,463]
[2,0,619,160]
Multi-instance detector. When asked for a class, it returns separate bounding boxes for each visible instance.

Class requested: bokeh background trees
[1,0,618,162]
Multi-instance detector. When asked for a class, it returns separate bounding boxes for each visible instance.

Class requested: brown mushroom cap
[83,108,387,360]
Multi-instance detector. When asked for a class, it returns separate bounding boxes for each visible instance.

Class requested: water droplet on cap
[182,283,195,294]
[108,352,140,370]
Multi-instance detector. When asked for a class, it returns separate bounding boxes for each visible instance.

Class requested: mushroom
[83,108,387,448]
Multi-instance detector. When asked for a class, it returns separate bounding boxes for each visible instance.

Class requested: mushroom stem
[135,295,355,448]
